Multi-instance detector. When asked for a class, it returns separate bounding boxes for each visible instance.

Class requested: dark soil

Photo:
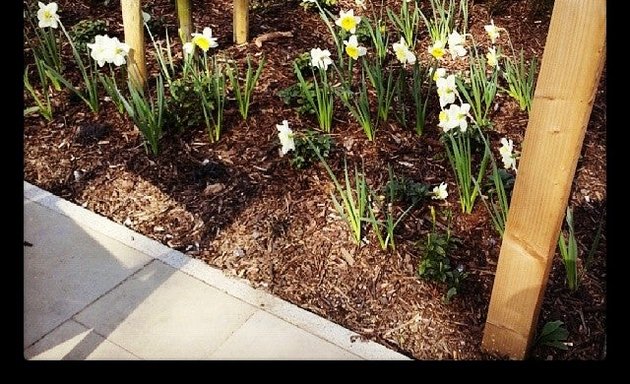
[23,0,606,360]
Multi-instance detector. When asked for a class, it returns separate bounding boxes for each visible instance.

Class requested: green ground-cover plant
[290,130,332,169]
[418,207,467,303]
[535,320,570,350]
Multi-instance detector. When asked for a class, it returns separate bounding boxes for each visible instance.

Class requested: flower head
[447,30,467,59]
[191,27,218,52]
[432,182,448,200]
[486,47,499,68]
[438,103,471,133]
[87,34,130,67]
[335,9,361,34]
[183,42,194,55]
[392,37,416,65]
[142,11,151,23]
[343,35,367,60]
[37,2,59,29]
[436,74,458,108]
[277,120,295,156]
[499,138,517,171]
[109,37,130,66]
[428,40,446,60]
[432,67,447,82]
[484,20,500,44]
[310,48,333,70]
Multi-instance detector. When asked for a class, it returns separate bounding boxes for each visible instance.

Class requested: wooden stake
[121,0,147,90]
[176,0,193,42]
[481,0,606,359]
[233,0,249,44]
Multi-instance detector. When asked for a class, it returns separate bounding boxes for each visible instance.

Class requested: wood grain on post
[481,0,606,359]
[233,0,249,44]
[176,0,193,42]
[121,0,147,90]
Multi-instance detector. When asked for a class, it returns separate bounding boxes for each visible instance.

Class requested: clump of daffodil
[392,37,416,65]
[335,9,361,34]
[37,1,60,29]
[499,137,517,171]
[277,120,295,156]
[447,30,467,59]
[484,19,501,44]
[184,27,218,54]
[438,103,471,133]
[428,40,446,60]
[436,74,458,108]
[486,46,499,68]
[431,182,448,200]
[310,47,333,70]
[343,35,367,60]
[87,34,130,67]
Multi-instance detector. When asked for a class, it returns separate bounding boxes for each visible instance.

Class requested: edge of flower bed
[24,181,410,360]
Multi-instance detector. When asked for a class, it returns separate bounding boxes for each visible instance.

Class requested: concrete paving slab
[24,319,138,360]
[211,311,361,360]
[74,260,258,359]
[23,201,153,348]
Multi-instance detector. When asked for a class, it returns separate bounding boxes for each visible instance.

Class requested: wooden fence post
[481,0,606,359]
[176,0,193,42]
[121,0,147,90]
[233,0,249,44]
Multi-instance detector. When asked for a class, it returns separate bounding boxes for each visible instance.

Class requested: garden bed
[23,0,606,359]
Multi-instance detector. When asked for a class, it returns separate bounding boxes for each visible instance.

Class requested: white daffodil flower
[439,103,471,132]
[486,47,499,68]
[428,40,446,60]
[277,120,295,156]
[87,35,111,67]
[447,30,467,59]
[432,182,448,200]
[109,37,130,67]
[392,37,416,65]
[183,42,194,55]
[436,74,458,108]
[310,48,333,70]
[499,138,517,171]
[37,2,59,29]
[450,103,471,132]
[335,9,361,34]
[484,19,500,44]
[343,35,367,60]
[191,27,219,52]
[432,67,447,82]
[87,35,130,67]
[438,109,453,132]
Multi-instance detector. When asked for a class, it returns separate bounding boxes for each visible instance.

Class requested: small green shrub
[70,19,108,51]
[290,130,332,169]
[277,82,316,115]
[417,207,467,303]
[164,76,206,131]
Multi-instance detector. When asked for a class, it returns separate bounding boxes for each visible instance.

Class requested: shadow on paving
[24,197,179,359]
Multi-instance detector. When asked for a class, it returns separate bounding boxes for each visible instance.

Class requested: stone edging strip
[24,181,410,360]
